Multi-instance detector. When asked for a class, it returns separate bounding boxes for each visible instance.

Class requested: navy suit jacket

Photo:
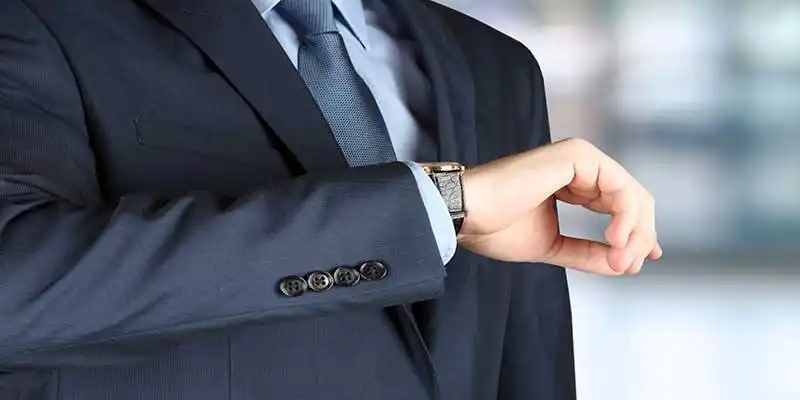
[0,0,575,398]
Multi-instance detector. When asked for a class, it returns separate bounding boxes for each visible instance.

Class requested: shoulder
[422,1,540,68]
[422,1,545,105]
[420,2,551,152]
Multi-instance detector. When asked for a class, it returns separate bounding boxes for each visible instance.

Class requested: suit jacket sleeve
[498,51,577,399]
[0,0,444,369]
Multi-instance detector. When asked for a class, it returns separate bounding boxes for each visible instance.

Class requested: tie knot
[278,0,337,36]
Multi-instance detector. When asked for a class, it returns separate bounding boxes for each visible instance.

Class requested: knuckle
[561,137,595,153]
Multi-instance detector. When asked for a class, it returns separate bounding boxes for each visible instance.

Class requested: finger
[626,255,646,275]
[555,188,611,215]
[544,235,623,276]
[567,141,628,194]
[611,230,651,273]
[637,197,661,260]
[649,243,664,260]
[555,187,593,206]
[560,184,600,202]
[606,245,628,273]
[604,193,639,249]
[562,140,643,248]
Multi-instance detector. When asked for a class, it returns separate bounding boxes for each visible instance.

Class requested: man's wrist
[403,162,458,264]
[458,167,481,238]
[418,162,466,236]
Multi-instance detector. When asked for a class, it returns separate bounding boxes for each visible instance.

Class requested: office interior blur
[437,0,800,399]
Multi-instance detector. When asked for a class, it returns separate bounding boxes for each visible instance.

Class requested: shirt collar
[255,0,370,49]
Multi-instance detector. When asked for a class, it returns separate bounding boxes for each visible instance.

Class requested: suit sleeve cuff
[403,161,457,265]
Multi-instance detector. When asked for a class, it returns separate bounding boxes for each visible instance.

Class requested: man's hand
[459,138,662,275]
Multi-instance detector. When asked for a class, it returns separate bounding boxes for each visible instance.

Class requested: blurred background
[437,0,800,399]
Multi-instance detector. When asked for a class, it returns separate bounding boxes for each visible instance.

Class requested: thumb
[543,236,625,276]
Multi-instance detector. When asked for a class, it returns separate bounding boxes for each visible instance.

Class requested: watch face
[433,172,464,213]
[420,163,466,234]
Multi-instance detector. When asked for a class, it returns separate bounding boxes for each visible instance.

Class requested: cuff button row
[277,261,388,297]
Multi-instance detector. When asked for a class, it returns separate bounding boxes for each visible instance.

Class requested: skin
[459,138,663,276]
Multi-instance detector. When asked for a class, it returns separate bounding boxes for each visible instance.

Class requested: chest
[31,1,537,217]
[37,3,288,200]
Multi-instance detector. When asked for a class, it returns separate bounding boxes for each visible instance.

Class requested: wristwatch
[419,162,466,235]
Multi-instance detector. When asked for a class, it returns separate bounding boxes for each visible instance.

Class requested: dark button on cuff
[359,261,388,281]
[332,267,360,287]
[307,271,334,292]
[278,276,308,297]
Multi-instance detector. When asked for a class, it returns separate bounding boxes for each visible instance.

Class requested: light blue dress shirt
[254,0,457,264]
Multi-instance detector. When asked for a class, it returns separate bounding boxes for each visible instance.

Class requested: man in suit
[0,0,662,398]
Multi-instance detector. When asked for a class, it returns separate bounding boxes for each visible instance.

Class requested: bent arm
[0,0,444,369]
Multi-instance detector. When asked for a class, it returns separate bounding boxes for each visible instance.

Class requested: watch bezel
[419,162,465,175]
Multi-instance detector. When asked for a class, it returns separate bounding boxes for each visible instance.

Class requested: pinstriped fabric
[278,0,397,167]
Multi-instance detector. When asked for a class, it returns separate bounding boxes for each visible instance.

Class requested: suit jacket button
[359,261,388,281]
[332,267,360,287]
[278,276,308,297]
[307,271,334,292]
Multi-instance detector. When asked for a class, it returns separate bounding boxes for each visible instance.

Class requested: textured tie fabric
[278,0,397,167]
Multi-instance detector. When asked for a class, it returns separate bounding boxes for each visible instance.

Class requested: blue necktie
[279,0,397,167]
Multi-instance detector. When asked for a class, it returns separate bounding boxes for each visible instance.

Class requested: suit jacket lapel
[136,0,348,173]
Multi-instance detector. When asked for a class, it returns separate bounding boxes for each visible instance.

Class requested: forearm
[0,163,444,368]
[0,1,447,368]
